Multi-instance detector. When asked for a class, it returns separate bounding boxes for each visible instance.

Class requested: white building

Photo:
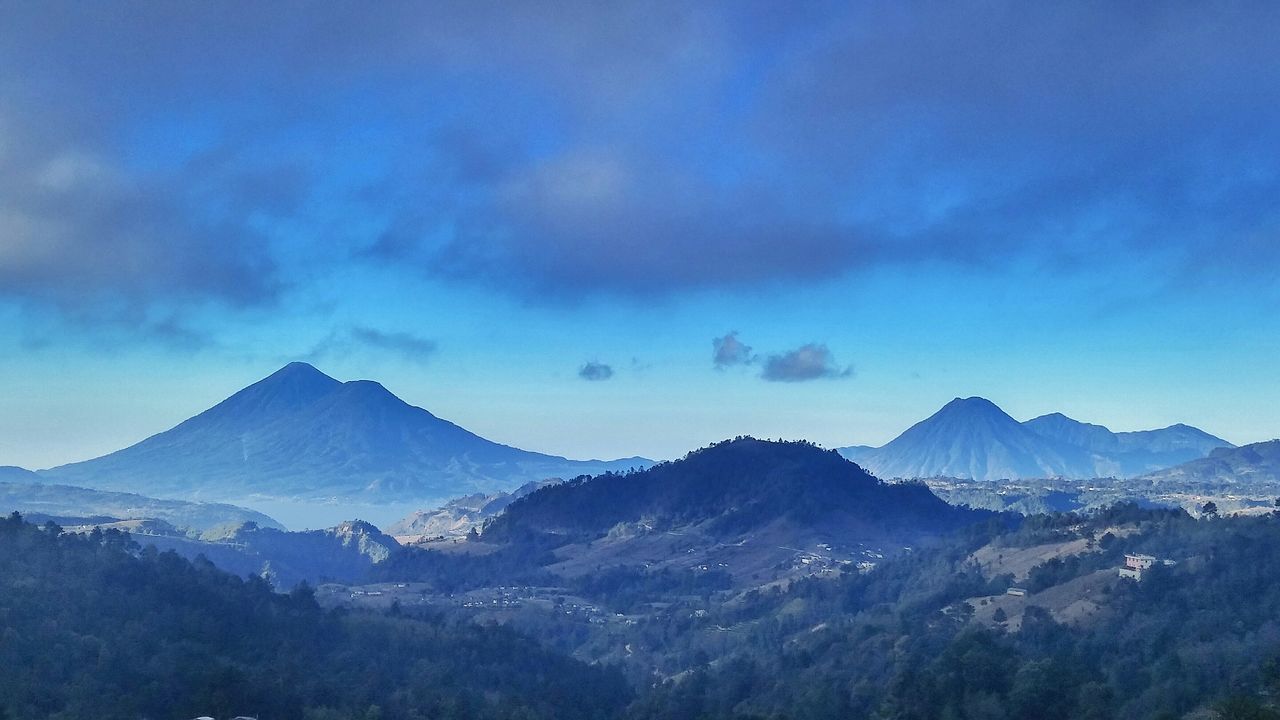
[1118,553,1174,581]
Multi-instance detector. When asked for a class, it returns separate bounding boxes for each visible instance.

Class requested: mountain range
[1138,439,1280,485]
[0,480,281,533]
[839,397,1232,481]
[36,362,651,504]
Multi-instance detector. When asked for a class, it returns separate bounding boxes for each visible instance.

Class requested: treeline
[0,513,630,720]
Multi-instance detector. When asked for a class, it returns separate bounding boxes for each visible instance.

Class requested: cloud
[713,331,756,368]
[578,362,614,381]
[308,326,437,364]
[713,333,853,382]
[0,147,284,315]
[3,1,1279,318]
[761,344,852,383]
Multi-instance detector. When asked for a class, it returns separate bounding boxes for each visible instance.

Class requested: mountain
[462,438,989,589]
[40,362,651,504]
[1138,439,1280,485]
[387,479,556,542]
[841,397,1092,481]
[0,466,38,482]
[838,397,1231,481]
[487,438,979,540]
[1023,412,1232,476]
[0,480,282,532]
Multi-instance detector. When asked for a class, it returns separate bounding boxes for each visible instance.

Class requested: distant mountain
[0,466,38,482]
[0,480,282,533]
[145,519,401,588]
[838,397,1231,481]
[1023,413,1232,477]
[840,397,1092,481]
[1138,439,1280,485]
[387,480,555,541]
[41,362,651,504]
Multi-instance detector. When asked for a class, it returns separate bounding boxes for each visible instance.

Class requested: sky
[1,2,1279,469]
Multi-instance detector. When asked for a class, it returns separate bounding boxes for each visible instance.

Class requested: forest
[8,500,1280,719]
[0,512,629,720]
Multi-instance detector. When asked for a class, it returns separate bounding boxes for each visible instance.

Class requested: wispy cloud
[308,326,437,364]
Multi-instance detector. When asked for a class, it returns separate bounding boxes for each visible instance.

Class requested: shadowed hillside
[485,437,979,542]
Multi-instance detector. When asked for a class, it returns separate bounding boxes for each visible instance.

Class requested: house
[1118,553,1175,581]
[1006,587,1027,597]
[1125,554,1156,571]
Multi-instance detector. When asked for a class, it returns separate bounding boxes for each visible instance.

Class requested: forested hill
[484,438,984,541]
[626,505,1280,720]
[0,512,629,720]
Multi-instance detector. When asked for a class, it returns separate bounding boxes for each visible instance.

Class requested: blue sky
[2,2,1278,468]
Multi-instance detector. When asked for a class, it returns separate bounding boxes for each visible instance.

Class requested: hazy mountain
[154,519,401,588]
[840,397,1092,481]
[0,480,282,532]
[1138,439,1280,485]
[838,397,1230,481]
[41,362,651,504]
[0,466,38,482]
[387,479,556,541]
[1023,412,1232,476]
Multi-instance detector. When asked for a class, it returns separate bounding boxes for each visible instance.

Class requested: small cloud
[761,343,853,382]
[712,331,756,368]
[578,361,614,381]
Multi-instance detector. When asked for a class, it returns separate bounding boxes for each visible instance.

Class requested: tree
[1202,501,1219,517]
[993,607,1008,623]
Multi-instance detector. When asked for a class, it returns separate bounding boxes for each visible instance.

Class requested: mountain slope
[41,362,651,503]
[394,438,993,593]
[845,397,1091,481]
[1023,412,1232,476]
[1139,439,1280,484]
